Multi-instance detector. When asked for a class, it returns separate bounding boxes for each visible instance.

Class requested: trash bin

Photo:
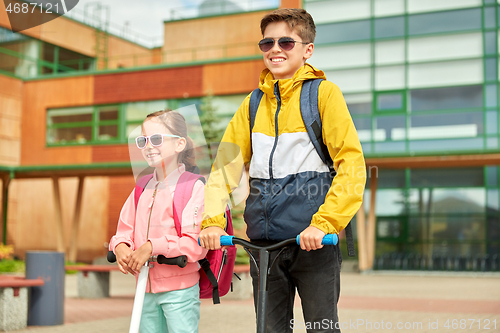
[25,251,65,326]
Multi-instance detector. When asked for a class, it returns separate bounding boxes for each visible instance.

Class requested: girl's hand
[115,243,135,275]
[128,241,153,274]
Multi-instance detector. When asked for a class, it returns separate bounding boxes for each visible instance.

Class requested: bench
[0,275,44,331]
[65,265,120,299]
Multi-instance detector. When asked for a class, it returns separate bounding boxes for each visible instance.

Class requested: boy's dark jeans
[249,241,342,333]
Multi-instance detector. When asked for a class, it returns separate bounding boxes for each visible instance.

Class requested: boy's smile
[262,21,313,80]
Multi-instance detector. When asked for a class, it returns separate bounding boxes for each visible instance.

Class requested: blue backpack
[249,79,355,257]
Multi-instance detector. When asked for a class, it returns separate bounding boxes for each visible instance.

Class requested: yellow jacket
[203,64,366,240]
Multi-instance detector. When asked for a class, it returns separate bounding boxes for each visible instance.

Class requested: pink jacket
[109,164,208,293]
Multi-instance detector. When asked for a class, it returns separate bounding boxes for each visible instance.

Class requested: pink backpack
[134,171,237,304]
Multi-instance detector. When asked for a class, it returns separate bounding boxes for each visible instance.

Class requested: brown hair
[144,109,197,172]
[260,8,316,43]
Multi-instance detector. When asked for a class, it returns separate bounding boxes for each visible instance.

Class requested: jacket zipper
[264,82,281,239]
[146,183,159,293]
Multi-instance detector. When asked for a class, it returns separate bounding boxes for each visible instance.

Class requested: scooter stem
[129,263,149,333]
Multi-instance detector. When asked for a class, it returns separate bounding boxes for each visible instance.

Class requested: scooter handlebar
[296,233,338,246]
[106,251,188,268]
[220,236,235,246]
[218,234,338,247]
[157,255,188,268]
[107,251,117,263]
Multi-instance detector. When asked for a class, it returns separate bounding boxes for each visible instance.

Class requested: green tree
[199,94,247,264]
[198,93,225,175]
[199,93,224,149]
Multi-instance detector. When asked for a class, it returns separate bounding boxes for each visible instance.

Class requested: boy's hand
[115,243,134,275]
[199,226,228,250]
[299,226,325,251]
[128,241,153,274]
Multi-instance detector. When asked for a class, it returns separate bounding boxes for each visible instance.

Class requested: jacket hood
[258,63,327,96]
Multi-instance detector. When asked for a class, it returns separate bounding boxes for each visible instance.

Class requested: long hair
[144,109,197,172]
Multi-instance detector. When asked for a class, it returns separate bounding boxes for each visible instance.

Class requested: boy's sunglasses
[258,37,310,52]
[136,133,181,149]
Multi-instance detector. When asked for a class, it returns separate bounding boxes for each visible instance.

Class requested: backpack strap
[300,79,355,257]
[249,88,264,133]
[199,258,220,304]
[134,174,154,209]
[172,172,225,304]
[172,171,206,237]
[300,79,334,172]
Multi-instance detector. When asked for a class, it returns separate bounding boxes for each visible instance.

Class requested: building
[0,0,498,270]
[0,0,282,262]
[304,0,499,270]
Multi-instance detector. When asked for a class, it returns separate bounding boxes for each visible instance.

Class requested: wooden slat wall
[0,75,22,166]
[92,145,130,163]
[94,66,204,104]
[0,1,11,30]
[107,176,135,243]
[163,11,266,63]
[280,0,303,8]
[0,0,43,39]
[21,76,94,165]
[152,47,163,65]
[0,75,22,247]
[39,15,96,57]
[5,179,18,246]
[106,36,153,70]
[203,59,264,95]
[13,177,109,262]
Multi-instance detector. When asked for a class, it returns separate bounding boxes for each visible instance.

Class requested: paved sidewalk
[12,270,500,333]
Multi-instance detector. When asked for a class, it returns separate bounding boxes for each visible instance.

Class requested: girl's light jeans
[140,283,200,333]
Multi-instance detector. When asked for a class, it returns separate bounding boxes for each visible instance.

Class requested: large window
[313,8,483,46]
[374,16,405,38]
[360,167,496,259]
[0,27,94,78]
[376,91,406,112]
[345,93,372,115]
[410,85,483,111]
[408,8,482,35]
[315,20,371,44]
[46,94,246,146]
[347,84,494,154]
[47,105,120,145]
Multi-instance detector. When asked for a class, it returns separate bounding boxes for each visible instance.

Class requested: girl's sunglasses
[135,133,180,149]
[258,37,310,52]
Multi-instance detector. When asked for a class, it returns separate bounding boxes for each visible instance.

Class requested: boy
[199,8,365,333]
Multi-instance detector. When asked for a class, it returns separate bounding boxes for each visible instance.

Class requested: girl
[109,110,207,333]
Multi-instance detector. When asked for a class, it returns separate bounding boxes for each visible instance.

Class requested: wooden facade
[0,75,22,166]
[163,11,265,64]
[93,66,205,104]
